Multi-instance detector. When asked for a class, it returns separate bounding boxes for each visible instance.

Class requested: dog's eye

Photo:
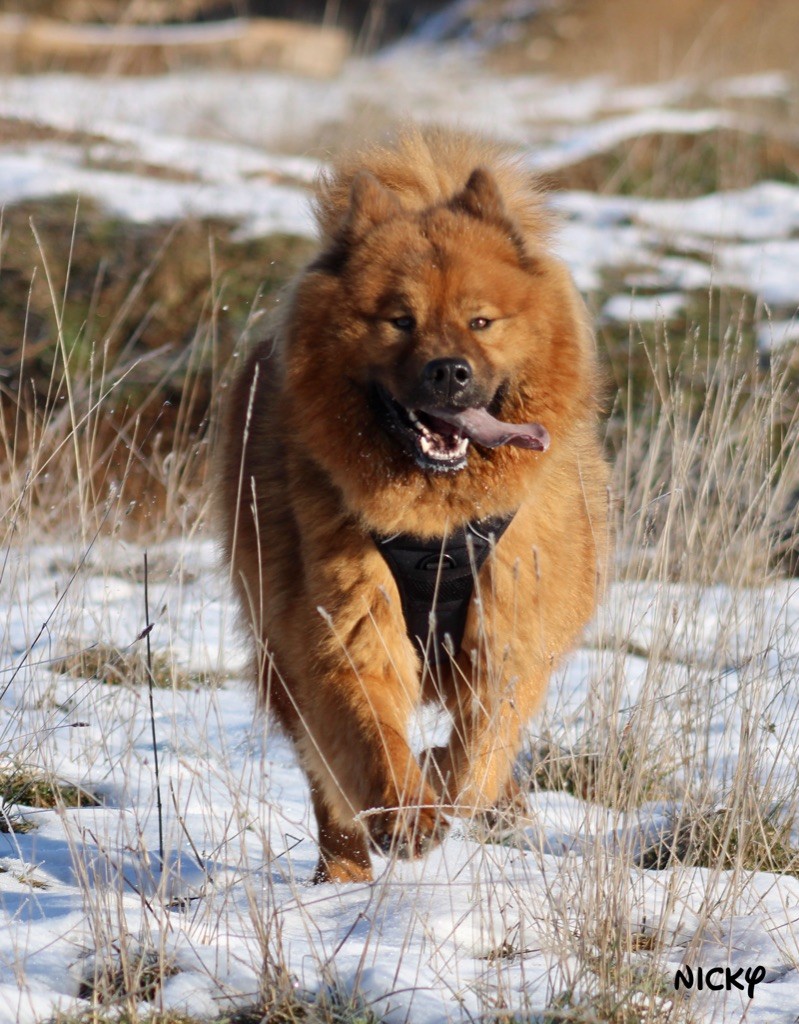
[391,315,415,332]
[469,317,492,331]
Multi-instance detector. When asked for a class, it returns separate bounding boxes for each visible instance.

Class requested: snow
[550,184,799,309]
[601,292,685,324]
[0,147,314,236]
[757,316,799,354]
[631,182,799,243]
[716,240,799,308]
[2,19,799,1024]
[4,535,799,1022]
[526,107,737,174]
[1,50,798,310]
[709,73,793,101]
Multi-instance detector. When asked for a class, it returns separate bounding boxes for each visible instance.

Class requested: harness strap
[372,513,515,660]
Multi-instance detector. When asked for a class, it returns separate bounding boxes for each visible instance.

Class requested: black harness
[372,513,515,660]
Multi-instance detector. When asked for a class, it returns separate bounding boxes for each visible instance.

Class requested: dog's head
[285,165,596,530]
[347,169,558,473]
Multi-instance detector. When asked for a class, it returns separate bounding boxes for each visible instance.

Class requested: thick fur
[217,126,609,883]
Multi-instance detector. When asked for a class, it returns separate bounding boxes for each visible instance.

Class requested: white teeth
[411,410,433,439]
[419,433,469,461]
[406,406,468,462]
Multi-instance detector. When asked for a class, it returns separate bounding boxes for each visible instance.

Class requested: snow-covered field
[1,47,798,316]
[2,17,799,1024]
[5,541,799,1022]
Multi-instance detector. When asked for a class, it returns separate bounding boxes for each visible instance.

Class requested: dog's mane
[313,124,553,253]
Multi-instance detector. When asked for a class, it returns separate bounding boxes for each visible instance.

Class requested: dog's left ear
[345,171,403,243]
[450,168,531,267]
[450,168,508,224]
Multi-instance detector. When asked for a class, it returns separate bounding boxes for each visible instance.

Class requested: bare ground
[491,0,799,82]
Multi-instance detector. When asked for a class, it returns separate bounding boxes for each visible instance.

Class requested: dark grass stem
[143,551,164,865]
[1,499,113,701]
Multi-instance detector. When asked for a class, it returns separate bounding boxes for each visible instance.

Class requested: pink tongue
[427,407,550,452]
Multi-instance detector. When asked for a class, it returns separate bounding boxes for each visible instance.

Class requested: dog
[217,126,608,883]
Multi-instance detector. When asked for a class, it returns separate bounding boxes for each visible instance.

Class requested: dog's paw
[473,783,531,840]
[367,802,449,859]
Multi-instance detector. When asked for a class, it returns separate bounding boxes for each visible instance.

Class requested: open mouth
[374,385,471,471]
[372,384,550,474]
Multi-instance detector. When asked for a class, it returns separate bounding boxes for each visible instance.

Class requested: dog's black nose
[420,358,473,404]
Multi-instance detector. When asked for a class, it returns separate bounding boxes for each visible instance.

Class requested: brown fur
[217,125,609,883]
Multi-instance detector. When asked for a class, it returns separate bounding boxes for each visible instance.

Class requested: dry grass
[489,0,799,82]
[2,64,799,1021]
[4,267,799,1023]
[544,127,799,200]
[0,198,312,540]
[51,988,382,1024]
[0,766,103,810]
[52,642,191,689]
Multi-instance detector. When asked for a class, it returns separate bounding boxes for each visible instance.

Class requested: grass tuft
[0,767,102,809]
[522,733,679,807]
[541,980,679,1024]
[52,642,190,689]
[225,990,382,1024]
[77,947,181,1008]
[638,805,799,875]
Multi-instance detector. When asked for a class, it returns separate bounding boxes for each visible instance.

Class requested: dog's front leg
[295,652,447,870]
[430,630,551,823]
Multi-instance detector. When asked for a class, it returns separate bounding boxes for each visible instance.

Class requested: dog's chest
[372,514,514,659]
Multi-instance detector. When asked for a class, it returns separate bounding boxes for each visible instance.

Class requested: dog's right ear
[345,171,403,243]
[310,172,403,275]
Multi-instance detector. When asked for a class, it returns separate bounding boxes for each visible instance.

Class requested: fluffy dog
[218,126,608,883]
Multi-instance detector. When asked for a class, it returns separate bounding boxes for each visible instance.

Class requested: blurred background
[2,0,797,73]
[0,0,797,558]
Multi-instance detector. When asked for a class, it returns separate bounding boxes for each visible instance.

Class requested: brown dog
[218,126,608,883]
